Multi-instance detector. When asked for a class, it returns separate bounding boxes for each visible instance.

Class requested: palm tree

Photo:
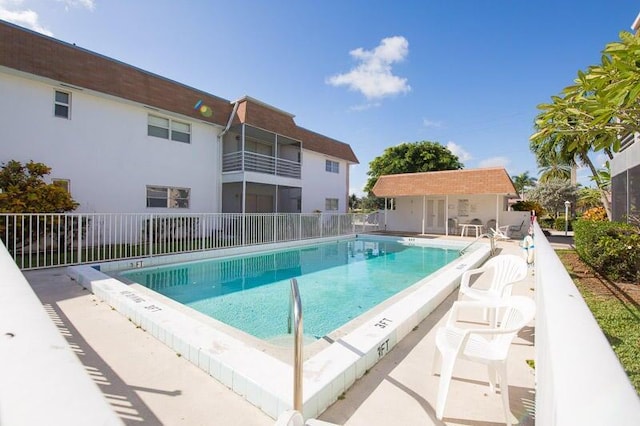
[530,126,612,218]
[577,187,603,211]
[511,172,537,199]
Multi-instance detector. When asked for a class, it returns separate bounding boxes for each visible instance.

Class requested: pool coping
[68,234,491,420]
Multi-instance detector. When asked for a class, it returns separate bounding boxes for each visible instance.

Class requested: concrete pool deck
[22,234,557,425]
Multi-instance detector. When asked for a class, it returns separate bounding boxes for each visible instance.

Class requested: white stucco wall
[0,70,222,213]
[381,194,523,234]
[301,151,349,213]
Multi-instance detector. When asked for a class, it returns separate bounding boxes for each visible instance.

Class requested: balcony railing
[619,131,637,152]
[222,151,301,179]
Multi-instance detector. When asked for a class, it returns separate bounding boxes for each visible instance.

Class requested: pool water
[120,238,459,341]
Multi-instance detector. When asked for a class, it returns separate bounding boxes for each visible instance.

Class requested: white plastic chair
[275,410,304,426]
[491,226,509,240]
[432,296,536,424]
[458,254,528,325]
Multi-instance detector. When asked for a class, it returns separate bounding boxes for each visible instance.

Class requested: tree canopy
[529,31,640,219]
[0,160,78,213]
[526,179,578,218]
[511,171,537,196]
[365,141,463,194]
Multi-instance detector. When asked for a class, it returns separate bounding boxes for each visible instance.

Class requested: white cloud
[0,0,96,36]
[327,36,411,100]
[446,141,472,162]
[349,102,381,112]
[0,0,53,36]
[478,156,510,168]
[58,0,95,11]
[594,153,609,168]
[423,119,442,128]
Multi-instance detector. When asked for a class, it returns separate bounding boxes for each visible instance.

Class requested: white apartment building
[0,20,358,214]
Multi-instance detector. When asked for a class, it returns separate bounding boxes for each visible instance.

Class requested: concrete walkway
[23,235,547,425]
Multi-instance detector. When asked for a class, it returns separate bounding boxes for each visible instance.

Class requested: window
[52,179,70,193]
[146,186,190,208]
[325,198,339,211]
[54,90,70,119]
[148,115,191,143]
[325,159,339,173]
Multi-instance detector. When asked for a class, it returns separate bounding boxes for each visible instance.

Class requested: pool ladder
[459,232,496,256]
[288,278,303,412]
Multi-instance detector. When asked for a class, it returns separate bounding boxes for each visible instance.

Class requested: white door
[426,198,446,233]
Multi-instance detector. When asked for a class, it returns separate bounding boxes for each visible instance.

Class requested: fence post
[320,214,323,238]
[273,214,277,243]
[77,214,82,264]
[149,214,154,257]
[201,214,206,250]
[242,213,246,246]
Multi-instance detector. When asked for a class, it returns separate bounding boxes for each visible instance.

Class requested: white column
[422,196,426,234]
[445,194,449,236]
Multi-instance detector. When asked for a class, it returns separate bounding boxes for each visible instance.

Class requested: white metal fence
[0,212,380,269]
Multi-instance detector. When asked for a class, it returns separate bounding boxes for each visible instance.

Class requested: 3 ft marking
[377,339,390,358]
[374,317,393,329]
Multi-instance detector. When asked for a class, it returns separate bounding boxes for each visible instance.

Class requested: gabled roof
[232,97,358,163]
[0,20,358,164]
[372,167,517,197]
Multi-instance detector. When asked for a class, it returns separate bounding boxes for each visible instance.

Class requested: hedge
[574,220,640,283]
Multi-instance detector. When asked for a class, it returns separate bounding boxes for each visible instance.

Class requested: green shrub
[574,220,640,283]
[539,217,554,228]
[511,200,544,217]
[554,217,573,231]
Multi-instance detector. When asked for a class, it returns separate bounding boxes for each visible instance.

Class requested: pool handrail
[289,278,303,412]
[459,232,495,256]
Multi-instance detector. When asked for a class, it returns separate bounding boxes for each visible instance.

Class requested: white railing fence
[0,212,379,269]
[533,221,640,425]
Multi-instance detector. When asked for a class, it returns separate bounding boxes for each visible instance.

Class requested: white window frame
[148,114,191,143]
[325,159,339,173]
[146,186,191,209]
[54,90,71,119]
[325,198,339,211]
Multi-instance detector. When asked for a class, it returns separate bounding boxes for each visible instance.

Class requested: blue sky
[2,0,639,195]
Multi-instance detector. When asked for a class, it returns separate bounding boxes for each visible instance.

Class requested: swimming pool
[69,234,491,420]
[119,238,460,341]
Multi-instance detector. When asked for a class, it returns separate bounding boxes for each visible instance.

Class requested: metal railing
[222,151,301,178]
[619,131,637,152]
[288,278,303,412]
[0,212,379,269]
[459,232,495,256]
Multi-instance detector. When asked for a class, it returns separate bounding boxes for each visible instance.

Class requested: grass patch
[557,250,640,393]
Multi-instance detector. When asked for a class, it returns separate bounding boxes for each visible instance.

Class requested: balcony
[222,151,301,179]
